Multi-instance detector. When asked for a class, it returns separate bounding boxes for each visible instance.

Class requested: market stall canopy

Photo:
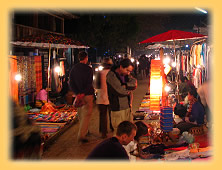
[139,30,208,44]
[145,43,181,49]
[11,33,89,49]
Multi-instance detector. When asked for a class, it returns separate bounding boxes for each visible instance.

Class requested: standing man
[106,58,137,134]
[69,51,94,143]
[86,121,137,160]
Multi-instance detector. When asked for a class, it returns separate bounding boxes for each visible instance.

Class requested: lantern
[150,59,162,111]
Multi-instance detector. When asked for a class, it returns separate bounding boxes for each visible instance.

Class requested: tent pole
[173,40,179,101]
[47,44,51,102]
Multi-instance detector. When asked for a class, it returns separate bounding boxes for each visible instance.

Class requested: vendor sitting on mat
[174,88,205,134]
[35,85,51,108]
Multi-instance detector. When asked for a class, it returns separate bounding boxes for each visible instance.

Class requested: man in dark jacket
[106,58,137,134]
[87,121,137,160]
[69,51,94,143]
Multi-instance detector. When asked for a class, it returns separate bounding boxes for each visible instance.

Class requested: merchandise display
[27,103,78,147]
[134,92,211,161]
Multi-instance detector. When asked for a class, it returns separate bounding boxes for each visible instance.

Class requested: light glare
[15,74,22,81]
[54,66,61,73]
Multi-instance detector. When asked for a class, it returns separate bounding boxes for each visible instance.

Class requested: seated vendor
[35,85,51,108]
[174,88,205,134]
[123,121,148,160]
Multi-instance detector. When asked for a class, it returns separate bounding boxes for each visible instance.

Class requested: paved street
[42,78,149,160]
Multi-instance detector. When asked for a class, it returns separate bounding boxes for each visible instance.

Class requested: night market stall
[130,30,211,161]
[10,33,89,151]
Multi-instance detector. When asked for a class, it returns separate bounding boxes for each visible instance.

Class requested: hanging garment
[201,43,206,67]
[35,56,42,94]
[197,45,202,66]
[194,68,201,88]
[194,45,198,66]
[9,55,19,103]
[181,55,184,71]
[190,45,195,67]
[17,56,36,105]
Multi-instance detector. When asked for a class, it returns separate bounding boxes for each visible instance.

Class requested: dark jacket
[69,63,94,95]
[87,137,129,160]
[189,101,205,125]
[106,66,137,111]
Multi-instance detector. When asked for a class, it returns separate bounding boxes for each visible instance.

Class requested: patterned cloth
[35,56,42,94]
[17,56,37,105]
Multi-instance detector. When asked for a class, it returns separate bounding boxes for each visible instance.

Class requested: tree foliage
[65,13,171,55]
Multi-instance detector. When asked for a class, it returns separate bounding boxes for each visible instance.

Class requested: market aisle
[42,78,149,160]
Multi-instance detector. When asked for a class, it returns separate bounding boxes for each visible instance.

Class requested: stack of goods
[35,122,66,141]
[28,104,77,123]
[27,103,78,143]
[137,95,160,120]
[144,111,160,120]
[150,60,162,111]
[139,95,150,111]
[160,106,173,132]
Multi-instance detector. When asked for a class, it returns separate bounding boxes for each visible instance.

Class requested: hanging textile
[181,55,184,72]
[194,45,197,66]
[35,56,42,93]
[9,56,19,104]
[59,60,65,76]
[17,56,36,105]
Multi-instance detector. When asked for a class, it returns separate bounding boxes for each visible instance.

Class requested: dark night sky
[64,11,209,59]
[65,11,209,33]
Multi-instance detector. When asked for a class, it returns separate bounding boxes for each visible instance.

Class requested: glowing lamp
[130,58,135,63]
[172,62,176,67]
[150,60,162,111]
[163,57,170,65]
[164,85,171,92]
[98,65,104,71]
[15,74,22,82]
[54,66,61,73]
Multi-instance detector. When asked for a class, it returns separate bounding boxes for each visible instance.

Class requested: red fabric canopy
[139,30,207,44]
